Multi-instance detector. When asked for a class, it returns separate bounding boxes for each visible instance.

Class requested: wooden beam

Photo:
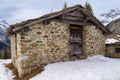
[53,19,91,26]
[69,26,82,30]
[12,26,29,32]
[60,20,90,26]
[61,15,85,21]
[65,12,85,18]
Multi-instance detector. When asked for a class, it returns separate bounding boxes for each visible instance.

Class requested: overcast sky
[0,0,120,25]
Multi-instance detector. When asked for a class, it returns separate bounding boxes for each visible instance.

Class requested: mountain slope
[100,8,120,25]
[0,21,11,59]
[0,21,10,49]
[106,18,120,34]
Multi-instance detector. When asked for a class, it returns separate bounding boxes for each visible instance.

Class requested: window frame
[115,48,120,53]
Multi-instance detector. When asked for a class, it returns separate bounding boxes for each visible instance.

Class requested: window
[115,48,120,53]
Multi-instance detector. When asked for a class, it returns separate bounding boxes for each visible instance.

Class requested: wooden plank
[12,26,23,32]
[61,15,85,21]
[67,9,84,15]
[65,13,84,18]
[69,26,82,30]
[70,39,82,43]
[70,50,82,54]
[60,19,91,25]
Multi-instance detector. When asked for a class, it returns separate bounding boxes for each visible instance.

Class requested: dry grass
[5,63,44,80]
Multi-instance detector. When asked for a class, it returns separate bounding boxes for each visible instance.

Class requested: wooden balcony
[70,38,82,43]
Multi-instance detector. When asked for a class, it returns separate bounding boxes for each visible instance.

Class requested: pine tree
[84,2,94,15]
[63,2,67,9]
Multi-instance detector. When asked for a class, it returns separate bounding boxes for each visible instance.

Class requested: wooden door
[70,26,83,57]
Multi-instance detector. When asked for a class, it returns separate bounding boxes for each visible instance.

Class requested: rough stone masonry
[10,21,106,77]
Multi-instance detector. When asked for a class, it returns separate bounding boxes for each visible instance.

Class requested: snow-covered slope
[100,8,120,25]
[30,55,120,80]
[1,55,120,80]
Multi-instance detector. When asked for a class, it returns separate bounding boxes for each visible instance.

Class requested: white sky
[0,0,120,24]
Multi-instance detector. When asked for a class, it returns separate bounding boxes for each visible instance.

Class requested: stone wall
[83,25,106,56]
[15,21,70,77]
[11,34,16,67]
[10,21,106,78]
[106,43,120,58]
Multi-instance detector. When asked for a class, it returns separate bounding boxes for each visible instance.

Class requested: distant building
[106,39,120,58]
[0,47,11,59]
[0,39,11,59]
[7,5,110,78]
[106,18,120,58]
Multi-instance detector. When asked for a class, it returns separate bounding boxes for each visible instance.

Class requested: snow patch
[87,55,110,61]
[105,38,119,44]
[6,68,15,79]
[0,59,13,80]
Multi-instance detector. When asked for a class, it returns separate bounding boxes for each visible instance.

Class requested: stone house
[106,41,120,58]
[7,5,110,78]
[106,18,120,58]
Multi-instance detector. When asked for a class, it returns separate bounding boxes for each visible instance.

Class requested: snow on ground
[1,56,120,80]
[30,55,120,80]
[0,59,13,80]
[105,38,119,44]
